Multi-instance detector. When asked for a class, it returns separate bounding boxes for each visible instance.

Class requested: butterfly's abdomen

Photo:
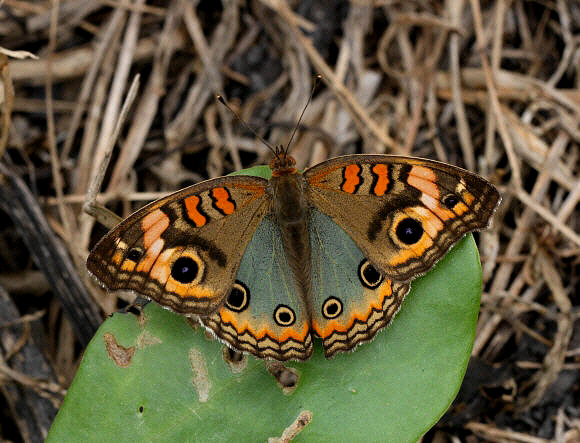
[269,174,313,307]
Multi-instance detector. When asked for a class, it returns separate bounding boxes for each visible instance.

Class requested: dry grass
[0,1,579,442]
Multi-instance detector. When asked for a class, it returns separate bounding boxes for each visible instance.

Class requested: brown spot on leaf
[266,361,299,395]
[104,332,135,368]
[222,346,247,373]
[189,348,210,402]
[136,330,162,349]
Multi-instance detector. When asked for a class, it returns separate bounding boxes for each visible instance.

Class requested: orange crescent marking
[184,196,207,227]
[379,279,394,299]
[389,247,417,266]
[278,322,309,342]
[185,287,216,299]
[312,281,393,338]
[218,309,309,342]
[164,278,216,299]
[185,286,216,299]
[372,164,389,196]
[341,164,361,194]
[409,232,433,256]
[212,188,235,215]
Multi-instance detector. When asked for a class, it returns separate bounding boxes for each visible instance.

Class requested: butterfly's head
[270,149,297,176]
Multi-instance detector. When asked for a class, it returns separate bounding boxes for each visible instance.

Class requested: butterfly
[87,149,500,361]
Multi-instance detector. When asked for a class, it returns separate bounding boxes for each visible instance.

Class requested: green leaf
[49,166,482,442]
[228,164,273,179]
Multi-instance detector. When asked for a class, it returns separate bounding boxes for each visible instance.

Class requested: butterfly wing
[304,154,500,282]
[87,175,270,315]
[202,214,313,361]
[309,208,410,357]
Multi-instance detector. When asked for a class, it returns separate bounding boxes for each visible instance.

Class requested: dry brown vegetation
[0,1,579,442]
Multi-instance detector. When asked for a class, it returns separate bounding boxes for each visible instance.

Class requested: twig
[466,422,550,443]
[448,0,475,170]
[182,0,241,170]
[91,0,144,186]
[263,0,403,153]
[514,189,580,248]
[470,0,523,188]
[83,75,140,229]
[107,0,180,191]
[46,0,73,241]
[0,54,15,159]
[60,6,127,162]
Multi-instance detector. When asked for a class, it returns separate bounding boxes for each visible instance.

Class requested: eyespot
[395,218,424,244]
[443,194,460,209]
[274,305,295,326]
[225,281,250,312]
[358,260,383,289]
[322,297,343,319]
[126,248,143,261]
[171,256,200,283]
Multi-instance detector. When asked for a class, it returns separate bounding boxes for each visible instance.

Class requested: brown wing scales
[87,175,270,315]
[305,155,500,282]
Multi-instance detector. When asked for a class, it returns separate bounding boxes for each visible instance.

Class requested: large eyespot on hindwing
[274,305,296,327]
[170,252,204,285]
[322,297,343,319]
[224,281,250,312]
[394,217,424,245]
[358,260,384,289]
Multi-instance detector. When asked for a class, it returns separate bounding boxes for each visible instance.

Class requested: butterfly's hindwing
[202,214,313,361]
[309,209,410,357]
[305,155,500,282]
[87,176,270,315]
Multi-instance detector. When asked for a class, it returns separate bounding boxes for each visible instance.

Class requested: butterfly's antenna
[216,95,279,159]
[284,75,322,155]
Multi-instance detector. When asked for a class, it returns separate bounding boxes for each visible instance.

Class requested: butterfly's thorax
[269,170,313,309]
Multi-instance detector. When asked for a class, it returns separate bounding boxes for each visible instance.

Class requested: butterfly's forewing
[202,215,313,361]
[87,175,270,315]
[309,209,410,357]
[304,155,500,282]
